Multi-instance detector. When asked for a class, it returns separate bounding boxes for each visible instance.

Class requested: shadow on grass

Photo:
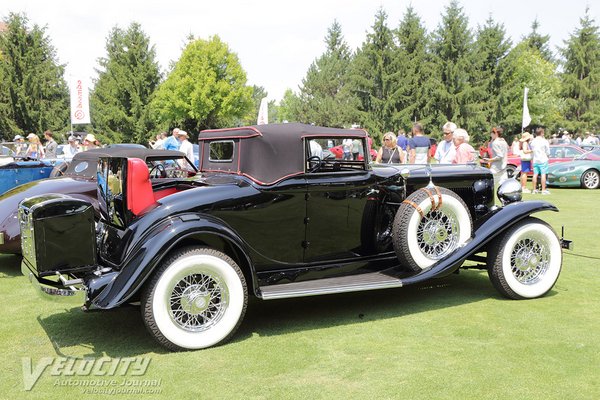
[36,269,499,355]
[0,254,23,278]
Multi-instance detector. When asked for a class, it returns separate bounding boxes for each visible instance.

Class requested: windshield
[576,149,600,160]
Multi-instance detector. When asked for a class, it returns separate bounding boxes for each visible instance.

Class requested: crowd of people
[11,131,102,160]
[373,122,572,195]
[149,128,194,170]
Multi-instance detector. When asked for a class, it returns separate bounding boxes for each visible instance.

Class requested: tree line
[1,1,599,147]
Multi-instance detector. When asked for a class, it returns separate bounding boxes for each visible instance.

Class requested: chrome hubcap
[169,273,228,332]
[511,236,549,284]
[417,209,459,259]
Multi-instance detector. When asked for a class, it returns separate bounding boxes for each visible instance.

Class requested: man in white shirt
[530,127,551,194]
[63,135,80,158]
[177,130,195,171]
[434,121,457,164]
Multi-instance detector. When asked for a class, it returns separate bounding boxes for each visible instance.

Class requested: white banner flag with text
[70,78,91,125]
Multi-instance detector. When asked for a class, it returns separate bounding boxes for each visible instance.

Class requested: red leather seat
[127,158,156,215]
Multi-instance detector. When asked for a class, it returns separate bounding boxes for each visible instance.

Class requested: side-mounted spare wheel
[487,217,562,299]
[141,246,248,351]
[392,186,473,272]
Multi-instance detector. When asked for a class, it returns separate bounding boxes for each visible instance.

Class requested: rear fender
[89,214,254,309]
[402,200,558,285]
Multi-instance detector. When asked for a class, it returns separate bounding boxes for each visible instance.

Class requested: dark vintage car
[20,123,566,351]
[0,147,194,254]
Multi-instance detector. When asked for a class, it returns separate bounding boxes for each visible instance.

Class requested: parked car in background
[0,147,194,254]
[506,144,595,178]
[547,148,600,189]
[21,123,567,351]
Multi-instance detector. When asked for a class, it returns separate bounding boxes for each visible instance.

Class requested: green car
[547,149,600,189]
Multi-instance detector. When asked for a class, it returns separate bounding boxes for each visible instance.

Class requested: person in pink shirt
[452,128,475,164]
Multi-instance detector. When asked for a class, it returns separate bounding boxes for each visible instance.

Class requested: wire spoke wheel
[488,217,562,299]
[393,187,472,272]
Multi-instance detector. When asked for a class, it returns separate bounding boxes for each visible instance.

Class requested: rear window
[209,141,234,162]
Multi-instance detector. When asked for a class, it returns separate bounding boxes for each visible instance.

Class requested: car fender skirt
[401,200,558,285]
[88,217,251,310]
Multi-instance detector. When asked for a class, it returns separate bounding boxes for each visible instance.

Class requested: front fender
[89,214,254,309]
[402,200,558,285]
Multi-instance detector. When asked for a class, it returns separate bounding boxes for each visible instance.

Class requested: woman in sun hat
[518,132,533,193]
[83,133,99,150]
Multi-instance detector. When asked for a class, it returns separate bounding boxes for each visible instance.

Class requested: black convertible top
[74,147,184,160]
[199,123,368,185]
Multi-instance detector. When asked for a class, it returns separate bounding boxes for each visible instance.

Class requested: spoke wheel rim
[510,232,550,285]
[417,208,460,259]
[167,271,229,332]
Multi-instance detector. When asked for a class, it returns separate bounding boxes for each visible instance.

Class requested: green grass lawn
[1,188,599,399]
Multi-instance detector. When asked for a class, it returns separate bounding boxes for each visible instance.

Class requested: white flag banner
[70,78,91,125]
[522,87,531,129]
[257,97,268,125]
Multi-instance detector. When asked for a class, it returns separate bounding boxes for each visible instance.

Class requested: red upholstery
[154,187,178,201]
[127,158,156,215]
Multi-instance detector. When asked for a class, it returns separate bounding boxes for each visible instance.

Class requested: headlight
[497,178,522,205]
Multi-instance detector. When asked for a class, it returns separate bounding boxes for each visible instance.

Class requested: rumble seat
[127,158,156,215]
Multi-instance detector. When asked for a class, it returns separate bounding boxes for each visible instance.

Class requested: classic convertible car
[20,123,566,351]
[0,147,194,254]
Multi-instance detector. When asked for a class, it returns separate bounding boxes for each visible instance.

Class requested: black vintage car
[20,123,565,350]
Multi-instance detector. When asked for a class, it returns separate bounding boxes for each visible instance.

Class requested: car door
[303,137,376,263]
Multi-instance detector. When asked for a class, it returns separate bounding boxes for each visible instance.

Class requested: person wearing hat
[176,130,194,171]
[518,132,533,193]
[26,133,44,159]
[13,135,27,157]
[63,135,80,158]
[83,133,99,150]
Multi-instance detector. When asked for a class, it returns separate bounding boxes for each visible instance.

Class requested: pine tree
[391,6,436,133]
[91,22,161,144]
[297,20,354,127]
[524,19,554,62]
[347,9,398,139]
[560,8,600,132]
[472,16,512,142]
[430,1,483,137]
[0,13,69,139]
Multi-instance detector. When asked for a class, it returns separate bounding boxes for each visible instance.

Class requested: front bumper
[21,261,86,304]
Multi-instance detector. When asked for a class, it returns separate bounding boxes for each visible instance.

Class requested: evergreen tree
[151,35,253,136]
[559,8,600,132]
[277,88,302,123]
[0,13,68,139]
[91,22,161,144]
[296,20,354,127]
[391,6,436,133]
[347,9,398,139]
[472,16,512,142]
[430,1,484,137]
[524,19,554,62]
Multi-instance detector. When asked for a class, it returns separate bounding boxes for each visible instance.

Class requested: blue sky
[1,0,597,101]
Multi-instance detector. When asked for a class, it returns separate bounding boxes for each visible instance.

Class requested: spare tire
[50,161,69,177]
[392,186,472,272]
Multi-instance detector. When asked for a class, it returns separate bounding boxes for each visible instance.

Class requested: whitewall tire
[392,187,472,272]
[141,247,247,350]
[487,217,562,299]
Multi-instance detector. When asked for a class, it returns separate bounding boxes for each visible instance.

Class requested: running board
[259,271,403,300]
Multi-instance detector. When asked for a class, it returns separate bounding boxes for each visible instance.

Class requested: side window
[563,147,578,158]
[209,140,234,162]
[306,137,367,173]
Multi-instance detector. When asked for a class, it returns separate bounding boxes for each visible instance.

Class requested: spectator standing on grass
[485,127,509,188]
[376,132,405,164]
[407,123,430,164]
[63,135,80,158]
[452,129,475,164]
[434,122,457,164]
[518,132,533,193]
[164,128,181,151]
[26,133,44,159]
[396,129,408,152]
[43,130,57,159]
[530,127,551,195]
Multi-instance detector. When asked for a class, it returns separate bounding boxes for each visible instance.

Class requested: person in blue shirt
[163,128,181,151]
[407,123,431,164]
[396,129,408,151]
